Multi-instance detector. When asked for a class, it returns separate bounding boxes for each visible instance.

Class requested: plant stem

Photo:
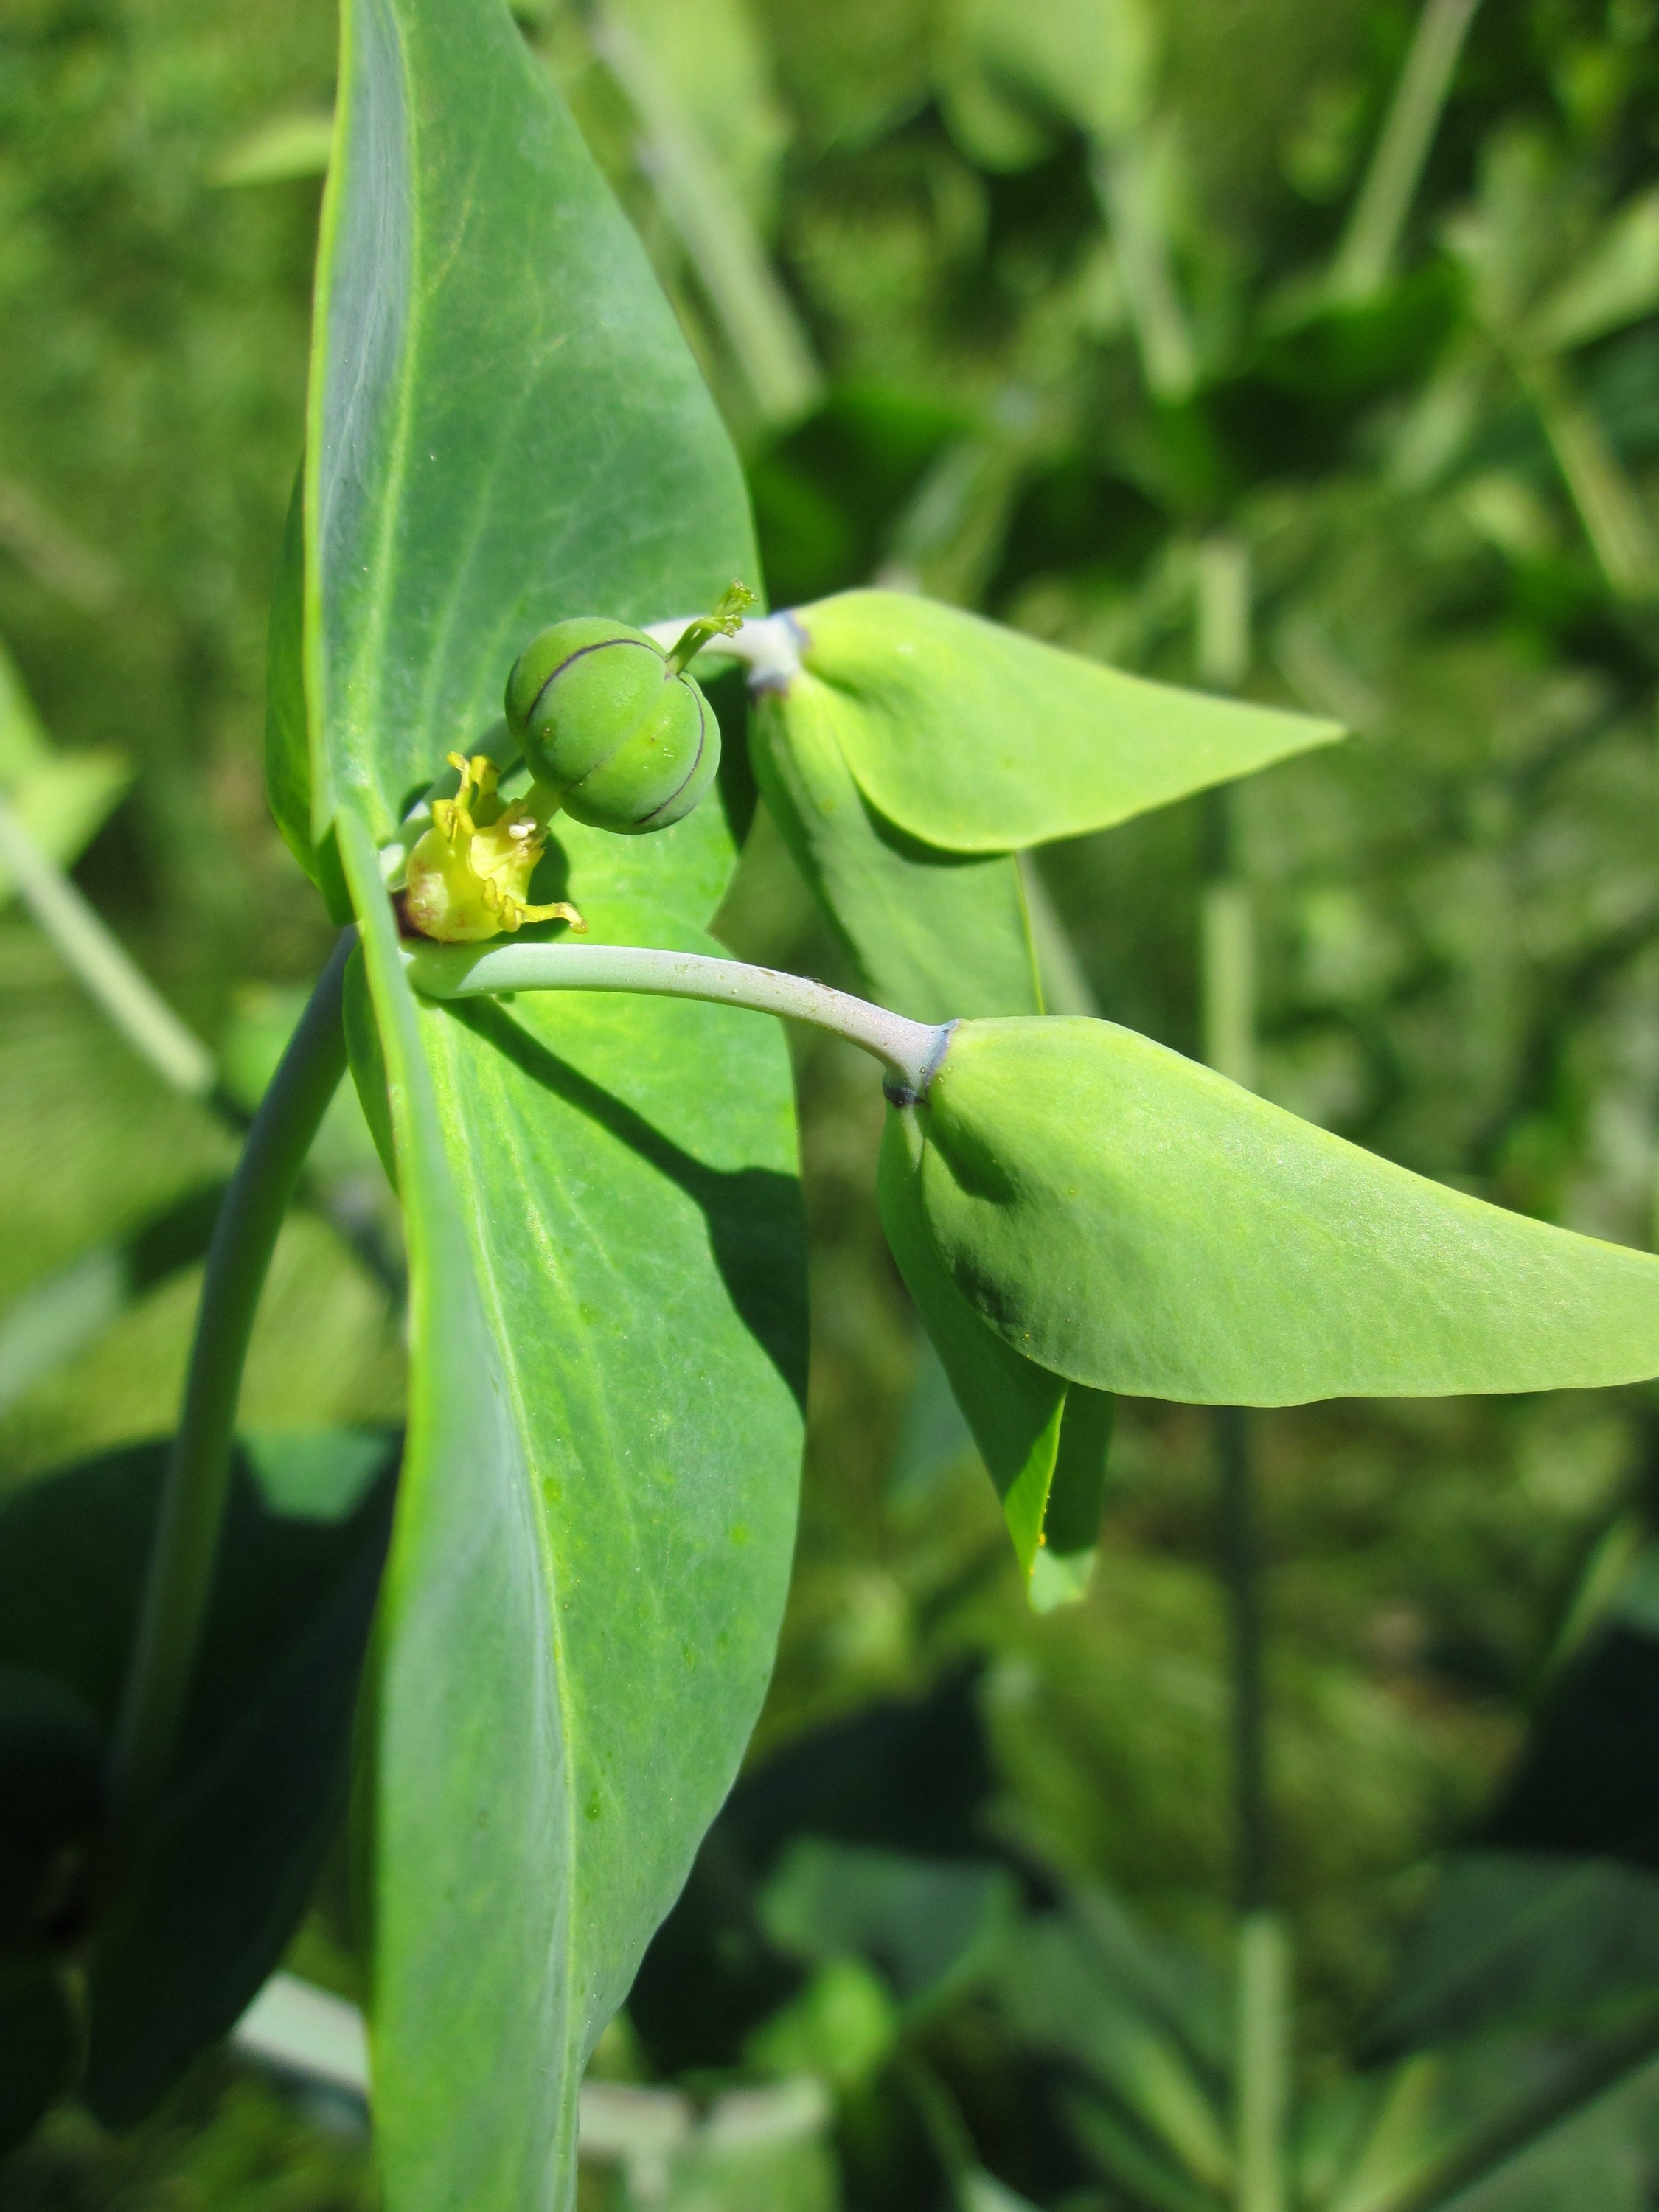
[0,790,217,1097]
[1330,0,1484,304]
[402,938,954,1101]
[583,0,821,430]
[107,929,355,1839]
[1356,2003,1659,2212]
[1091,135,1199,403]
[1516,350,1658,599]
[1219,1404,1267,1909]
[642,608,805,692]
[1236,1911,1290,2212]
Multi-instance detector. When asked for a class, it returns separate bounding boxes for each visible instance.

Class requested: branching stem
[107,930,355,1842]
[402,938,953,1101]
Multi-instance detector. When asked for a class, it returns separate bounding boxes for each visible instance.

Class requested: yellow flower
[403,753,586,945]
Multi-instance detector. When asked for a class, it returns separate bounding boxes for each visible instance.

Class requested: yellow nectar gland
[403,753,587,945]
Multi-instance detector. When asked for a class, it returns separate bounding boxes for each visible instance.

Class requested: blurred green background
[4,0,1659,2204]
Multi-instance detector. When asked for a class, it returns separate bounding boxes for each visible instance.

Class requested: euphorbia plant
[6,0,1659,2205]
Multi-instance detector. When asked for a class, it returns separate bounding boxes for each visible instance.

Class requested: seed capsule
[504,617,719,835]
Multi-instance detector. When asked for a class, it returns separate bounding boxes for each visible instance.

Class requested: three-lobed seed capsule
[503,617,720,836]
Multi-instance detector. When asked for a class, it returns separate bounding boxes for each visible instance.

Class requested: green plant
[7,4,1659,2211]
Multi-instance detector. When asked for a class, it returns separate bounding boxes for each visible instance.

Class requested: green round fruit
[504,616,720,835]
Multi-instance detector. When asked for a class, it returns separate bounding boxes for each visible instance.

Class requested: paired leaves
[785,592,1340,856]
[299,3,807,2205]
[751,590,1337,1027]
[884,1018,1659,1406]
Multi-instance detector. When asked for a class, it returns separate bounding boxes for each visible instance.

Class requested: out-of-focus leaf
[629,1674,995,2077]
[0,1433,396,2128]
[934,0,1155,158]
[884,1018,1659,1402]
[302,0,807,2204]
[0,1182,223,1415]
[596,0,821,428]
[759,1837,1018,2009]
[0,641,129,906]
[744,1955,897,2089]
[778,591,1340,855]
[1529,187,1659,355]
[999,1900,1232,2197]
[211,111,335,187]
[0,1964,76,2155]
[1371,1548,1659,2058]
[1370,1854,1659,2059]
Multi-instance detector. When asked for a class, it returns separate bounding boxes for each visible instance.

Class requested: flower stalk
[401,937,953,1102]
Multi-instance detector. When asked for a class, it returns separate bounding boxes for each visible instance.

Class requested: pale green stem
[1330,0,1484,303]
[0,790,216,1097]
[402,939,952,1101]
[585,0,821,429]
[1091,136,1198,402]
[1237,1911,1291,2212]
[1194,537,1285,2211]
[106,931,354,1840]
[1352,2003,1659,2212]
[1203,883,1257,1094]
[1516,350,1658,599]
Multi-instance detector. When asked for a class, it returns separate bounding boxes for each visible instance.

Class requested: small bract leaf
[751,681,1040,1024]
[785,591,1341,855]
[889,1018,1659,1404]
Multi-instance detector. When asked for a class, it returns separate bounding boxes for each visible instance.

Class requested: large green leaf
[0,1433,396,2136]
[781,591,1341,855]
[297,0,756,852]
[883,1018,1659,1403]
[302,2,807,2206]
[344,822,804,2211]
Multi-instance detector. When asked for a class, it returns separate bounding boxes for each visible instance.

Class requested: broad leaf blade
[344,822,804,2210]
[891,1018,1659,1402]
[304,0,755,847]
[305,4,806,2207]
[789,591,1340,855]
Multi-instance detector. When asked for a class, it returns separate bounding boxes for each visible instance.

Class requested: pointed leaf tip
[897,1018,1659,1407]
[787,590,1343,855]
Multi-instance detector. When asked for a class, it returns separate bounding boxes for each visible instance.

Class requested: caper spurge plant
[5,1,1659,2207]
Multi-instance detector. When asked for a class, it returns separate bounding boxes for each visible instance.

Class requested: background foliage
[4,0,1659,2202]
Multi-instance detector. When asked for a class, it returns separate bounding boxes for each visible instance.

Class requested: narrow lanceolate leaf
[886,1018,1659,1404]
[783,590,1341,854]
[304,6,807,2209]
